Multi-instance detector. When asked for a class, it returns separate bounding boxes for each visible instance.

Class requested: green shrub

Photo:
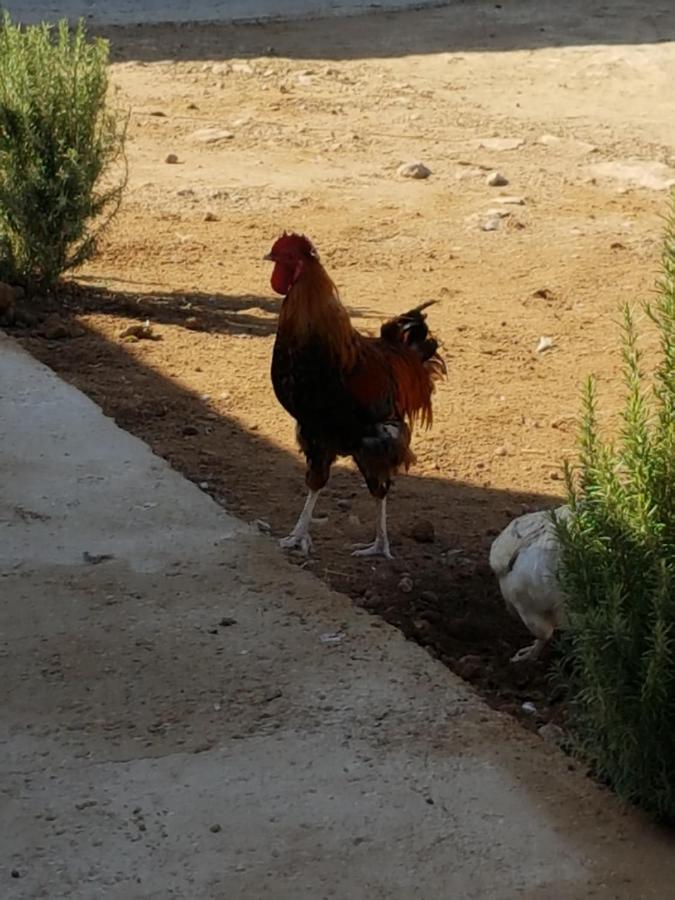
[557,198,675,819]
[0,14,126,286]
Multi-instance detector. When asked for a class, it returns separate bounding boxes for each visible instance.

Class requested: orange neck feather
[278,260,357,369]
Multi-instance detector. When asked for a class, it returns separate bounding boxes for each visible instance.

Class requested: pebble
[494,195,525,205]
[204,211,219,222]
[538,723,565,745]
[589,159,675,191]
[536,336,555,353]
[38,314,84,341]
[219,616,237,627]
[455,654,482,681]
[538,133,562,147]
[477,137,524,152]
[119,321,160,341]
[481,216,502,232]
[209,823,222,833]
[165,153,179,164]
[486,171,509,187]
[411,520,435,543]
[182,425,199,436]
[397,161,431,179]
[521,701,537,715]
[494,445,508,457]
[191,127,235,144]
[336,499,351,511]
[398,575,414,593]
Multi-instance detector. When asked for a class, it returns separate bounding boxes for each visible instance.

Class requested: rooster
[265,232,445,558]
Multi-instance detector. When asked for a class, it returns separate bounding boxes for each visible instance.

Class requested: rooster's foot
[351,540,393,560]
[280,531,313,555]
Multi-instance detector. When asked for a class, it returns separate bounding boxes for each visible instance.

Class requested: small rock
[218,616,237,627]
[184,316,202,331]
[532,287,554,300]
[11,869,21,879]
[231,62,254,75]
[120,320,160,341]
[191,127,235,144]
[149,110,167,117]
[494,445,508,457]
[538,133,562,147]
[481,216,501,232]
[411,520,435,543]
[186,102,199,110]
[536,336,555,353]
[336,499,351,511]
[398,575,414,593]
[494,195,525,205]
[538,723,565,745]
[455,654,482,680]
[589,159,675,192]
[209,823,222,833]
[165,153,179,164]
[521,701,537,715]
[38,314,83,341]
[253,519,271,533]
[182,425,199,436]
[320,631,345,644]
[478,137,524,152]
[419,590,439,603]
[397,161,431,179]
[204,211,219,222]
[486,171,509,187]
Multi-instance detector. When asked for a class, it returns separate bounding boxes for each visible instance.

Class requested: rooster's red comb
[267,231,319,260]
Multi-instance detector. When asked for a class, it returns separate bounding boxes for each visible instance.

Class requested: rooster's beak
[263,252,274,262]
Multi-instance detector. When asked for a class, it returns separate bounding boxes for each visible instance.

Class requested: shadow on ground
[8,282,566,729]
[95,1,675,65]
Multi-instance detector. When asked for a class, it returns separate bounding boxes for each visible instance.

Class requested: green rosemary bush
[0,15,126,286]
[557,200,675,819]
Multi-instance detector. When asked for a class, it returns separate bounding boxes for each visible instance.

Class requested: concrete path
[4,0,446,27]
[2,330,675,899]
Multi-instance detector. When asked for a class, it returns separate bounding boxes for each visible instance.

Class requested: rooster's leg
[352,497,393,560]
[280,489,320,555]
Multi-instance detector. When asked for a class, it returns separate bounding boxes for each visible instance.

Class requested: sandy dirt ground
[11,1,675,728]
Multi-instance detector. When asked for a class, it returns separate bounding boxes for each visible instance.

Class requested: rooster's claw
[280,532,313,555]
[351,540,393,560]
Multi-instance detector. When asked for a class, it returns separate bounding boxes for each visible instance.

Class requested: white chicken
[489,505,570,662]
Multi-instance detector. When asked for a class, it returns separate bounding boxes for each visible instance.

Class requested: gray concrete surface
[3,0,447,27]
[2,330,675,900]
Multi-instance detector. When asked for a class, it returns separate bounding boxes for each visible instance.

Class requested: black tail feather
[380,300,446,371]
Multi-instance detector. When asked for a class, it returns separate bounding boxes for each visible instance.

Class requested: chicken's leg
[511,638,547,663]
[352,497,393,560]
[280,489,320,555]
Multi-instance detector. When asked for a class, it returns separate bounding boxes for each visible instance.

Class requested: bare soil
[8,4,675,732]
